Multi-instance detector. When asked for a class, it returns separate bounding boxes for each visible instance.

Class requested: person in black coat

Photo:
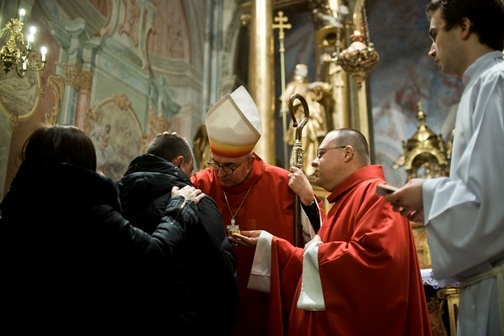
[0,125,205,332]
[116,132,239,335]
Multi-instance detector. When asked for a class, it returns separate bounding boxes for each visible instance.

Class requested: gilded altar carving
[394,102,450,180]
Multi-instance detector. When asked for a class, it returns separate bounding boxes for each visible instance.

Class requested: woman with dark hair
[0,124,205,331]
[20,124,98,169]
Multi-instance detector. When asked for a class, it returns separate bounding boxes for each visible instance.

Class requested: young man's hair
[147,133,193,163]
[426,0,504,51]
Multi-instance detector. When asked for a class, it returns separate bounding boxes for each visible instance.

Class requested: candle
[40,46,47,62]
[19,8,25,22]
[27,34,33,50]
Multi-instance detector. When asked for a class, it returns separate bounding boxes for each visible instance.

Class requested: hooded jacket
[117,154,239,335]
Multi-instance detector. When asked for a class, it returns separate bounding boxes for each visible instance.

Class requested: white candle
[26,34,33,50]
[19,8,25,22]
[40,46,47,62]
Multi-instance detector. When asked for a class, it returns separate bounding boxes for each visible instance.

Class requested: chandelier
[0,8,47,78]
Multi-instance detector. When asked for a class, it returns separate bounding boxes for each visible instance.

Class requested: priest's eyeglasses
[207,156,248,175]
[316,146,347,159]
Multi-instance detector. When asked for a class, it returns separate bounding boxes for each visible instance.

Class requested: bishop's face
[209,153,253,188]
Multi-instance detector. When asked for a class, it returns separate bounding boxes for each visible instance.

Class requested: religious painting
[84,93,143,181]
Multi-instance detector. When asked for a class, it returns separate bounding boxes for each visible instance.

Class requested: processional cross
[272,11,291,168]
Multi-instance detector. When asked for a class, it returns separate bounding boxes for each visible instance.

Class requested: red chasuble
[191,154,300,336]
[267,165,432,336]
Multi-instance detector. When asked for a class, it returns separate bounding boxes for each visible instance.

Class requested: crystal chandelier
[0,8,47,78]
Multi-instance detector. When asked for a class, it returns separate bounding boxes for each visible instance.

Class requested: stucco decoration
[0,69,42,125]
[98,0,156,70]
[45,75,65,125]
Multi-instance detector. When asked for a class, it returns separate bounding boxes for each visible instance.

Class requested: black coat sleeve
[88,195,199,262]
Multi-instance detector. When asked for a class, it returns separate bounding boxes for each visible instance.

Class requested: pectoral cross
[227,219,240,238]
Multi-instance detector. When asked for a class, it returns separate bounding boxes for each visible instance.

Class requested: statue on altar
[281,64,330,175]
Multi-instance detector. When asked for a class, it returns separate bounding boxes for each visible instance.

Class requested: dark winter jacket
[117,154,239,335]
[0,162,198,331]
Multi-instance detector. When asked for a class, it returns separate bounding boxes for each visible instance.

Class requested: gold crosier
[289,93,310,247]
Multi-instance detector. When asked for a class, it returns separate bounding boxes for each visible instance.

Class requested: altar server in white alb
[382,0,504,335]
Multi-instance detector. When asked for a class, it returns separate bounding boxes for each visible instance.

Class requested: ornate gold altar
[394,102,459,336]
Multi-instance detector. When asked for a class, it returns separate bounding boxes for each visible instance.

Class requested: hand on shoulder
[171,185,205,205]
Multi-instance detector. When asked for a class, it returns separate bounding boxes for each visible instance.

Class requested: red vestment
[191,154,301,336]
[263,165,432,336]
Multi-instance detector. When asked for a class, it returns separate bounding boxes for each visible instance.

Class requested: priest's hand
[288,166,314,205]
[230,230,262,247]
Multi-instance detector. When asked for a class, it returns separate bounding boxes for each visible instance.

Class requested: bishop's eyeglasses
[207,156,248,175]
[316,146,347,159]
